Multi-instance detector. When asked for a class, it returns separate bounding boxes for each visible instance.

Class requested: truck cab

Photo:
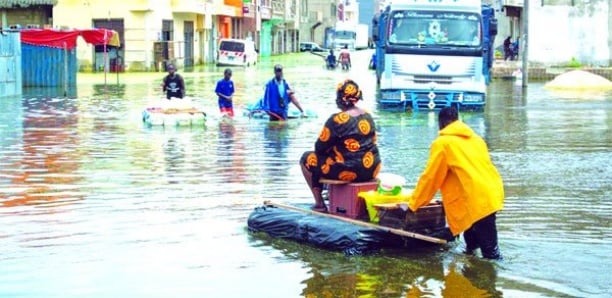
[373,0,497,111]
[332,22,357,50]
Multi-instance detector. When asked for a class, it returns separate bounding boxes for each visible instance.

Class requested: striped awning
[0,0,58,8]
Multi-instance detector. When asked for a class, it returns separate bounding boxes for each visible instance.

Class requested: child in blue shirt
[215,68,235,117]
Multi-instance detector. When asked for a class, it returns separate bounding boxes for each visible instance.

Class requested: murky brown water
[1,50,611,297]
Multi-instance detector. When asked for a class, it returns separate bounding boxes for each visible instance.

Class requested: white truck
[355,23,369,50]
[332,22,357,50]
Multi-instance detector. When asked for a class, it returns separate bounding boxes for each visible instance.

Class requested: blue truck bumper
[377,90,485,111]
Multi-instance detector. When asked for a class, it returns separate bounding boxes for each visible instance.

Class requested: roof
[0,0,58,8]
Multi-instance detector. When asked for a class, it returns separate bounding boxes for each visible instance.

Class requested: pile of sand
[544,70,612,90]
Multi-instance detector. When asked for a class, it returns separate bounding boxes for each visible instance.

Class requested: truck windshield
[388,10,481,47]
[334,30,356,39]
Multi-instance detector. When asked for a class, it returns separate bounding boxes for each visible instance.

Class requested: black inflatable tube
[247,204,454,256]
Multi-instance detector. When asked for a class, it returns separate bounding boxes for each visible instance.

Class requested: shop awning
[20,28,120,50]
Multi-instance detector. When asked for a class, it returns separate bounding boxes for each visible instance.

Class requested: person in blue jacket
[260,64,305,121]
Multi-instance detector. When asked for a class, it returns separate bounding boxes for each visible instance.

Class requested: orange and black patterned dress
[300,110,381,188]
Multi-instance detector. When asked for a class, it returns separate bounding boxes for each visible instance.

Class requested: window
[220,41,245,52]
[389,10,481,47]
[162,20,174,41]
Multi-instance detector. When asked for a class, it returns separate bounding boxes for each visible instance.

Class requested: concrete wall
[529,0,610,66]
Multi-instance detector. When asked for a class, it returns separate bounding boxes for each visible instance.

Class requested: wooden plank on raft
[319,178,350,185]
[263,200,447,244]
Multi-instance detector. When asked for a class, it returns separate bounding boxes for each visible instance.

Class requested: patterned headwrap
[336,79,363,107]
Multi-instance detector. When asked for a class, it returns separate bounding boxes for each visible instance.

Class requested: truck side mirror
[372,16,379,42]
[489,18,498,36]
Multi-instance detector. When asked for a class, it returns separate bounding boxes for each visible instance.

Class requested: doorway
[184,21,194,67]
[160,20,175,70]
[92,19,124,72]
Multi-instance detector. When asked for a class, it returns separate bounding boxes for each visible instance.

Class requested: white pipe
[64,42,68,97]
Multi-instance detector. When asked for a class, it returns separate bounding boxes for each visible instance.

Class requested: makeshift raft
[142,98,206,127]
[247,180,455,255]
[243,101,318,119]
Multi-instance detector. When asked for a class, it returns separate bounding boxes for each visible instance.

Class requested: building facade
[297,0,335,48]
[50,0,250,71]
[49,0,301,70]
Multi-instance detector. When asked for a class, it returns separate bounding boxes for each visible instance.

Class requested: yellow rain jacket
[408,120,504,235]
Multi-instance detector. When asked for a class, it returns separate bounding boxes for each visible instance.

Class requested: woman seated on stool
[300,79,382,212]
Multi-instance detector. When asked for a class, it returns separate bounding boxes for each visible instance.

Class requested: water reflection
[254,233,504,298]
[483,83,529,152]
[217,120,236,165]
[163,137,185,184]
[260,122,292,199]
[216,119,248,190]
[263,122,289,156]
[1,97,83,207]
[92,83,126,98]
[22,86,77,99]
[444,259,500,298]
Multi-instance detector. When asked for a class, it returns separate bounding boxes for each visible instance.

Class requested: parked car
[217,38,258,67]
[299,42,326,52]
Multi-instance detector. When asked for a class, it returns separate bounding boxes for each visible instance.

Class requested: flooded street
[1,50,611,297]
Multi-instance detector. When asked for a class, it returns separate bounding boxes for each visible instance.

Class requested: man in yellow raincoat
[407,107,504,260]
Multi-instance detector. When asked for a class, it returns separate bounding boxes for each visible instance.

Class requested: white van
[216,38,258,67]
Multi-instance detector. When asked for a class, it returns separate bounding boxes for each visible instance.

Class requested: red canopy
[20,28,120,50]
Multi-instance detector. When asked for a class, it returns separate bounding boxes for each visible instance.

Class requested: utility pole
[1,9,7,28]
[521,0,529,87]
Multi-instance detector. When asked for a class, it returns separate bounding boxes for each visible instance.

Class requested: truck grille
[413,75,453,84]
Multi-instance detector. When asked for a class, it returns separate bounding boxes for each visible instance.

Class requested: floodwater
[1,50,610,298]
